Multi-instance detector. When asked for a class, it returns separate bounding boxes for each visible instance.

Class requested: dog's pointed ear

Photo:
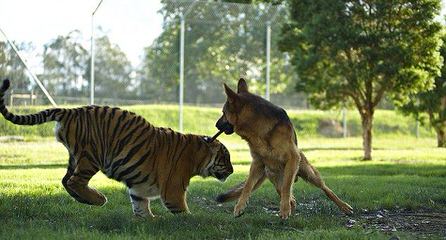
[237,78,248,93]
[224,83,238,103]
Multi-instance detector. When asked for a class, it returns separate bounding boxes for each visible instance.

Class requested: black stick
[207,130,224,143]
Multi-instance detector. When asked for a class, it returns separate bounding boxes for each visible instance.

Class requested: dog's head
[216,78,251,135]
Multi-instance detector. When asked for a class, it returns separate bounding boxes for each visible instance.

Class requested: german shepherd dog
[214,78,353,219]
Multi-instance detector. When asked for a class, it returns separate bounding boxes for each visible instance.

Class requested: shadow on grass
[0,186,310,239]
[0,163,66,170]
[301,146,422,151]
[1,162,445,178]
[1,162,445,239]
[317,164,446,178]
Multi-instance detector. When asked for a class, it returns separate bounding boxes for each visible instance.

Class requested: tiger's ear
[237,78,248,93]
[224,83,238,103]
[203,136,213,143]
[201,136,219,153]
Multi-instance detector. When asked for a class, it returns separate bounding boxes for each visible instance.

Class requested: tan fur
[216,78,353,219]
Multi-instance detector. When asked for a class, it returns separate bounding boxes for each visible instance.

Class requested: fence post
[30,89,34,105]
[9,90,13,108]
[90,0,103,106]
[90,13,95,105]
[265,21,271,101]
[416,120,419,138]
[179,13,185,132]
[342,107,347,138]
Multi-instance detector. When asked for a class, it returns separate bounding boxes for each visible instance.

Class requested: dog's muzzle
[216,117,234,135]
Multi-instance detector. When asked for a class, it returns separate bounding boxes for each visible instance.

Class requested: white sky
[0,0,163,67]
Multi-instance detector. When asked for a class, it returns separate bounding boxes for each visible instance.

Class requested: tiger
[0,79,233,217]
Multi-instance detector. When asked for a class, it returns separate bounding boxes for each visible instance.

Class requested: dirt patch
[346,208,446,238]
[262,203,445,238]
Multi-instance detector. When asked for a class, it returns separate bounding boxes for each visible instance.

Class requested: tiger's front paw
[280,200,291,220]
[233,201,247,218]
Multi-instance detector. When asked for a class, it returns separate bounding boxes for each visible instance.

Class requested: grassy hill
[0,105,434,138]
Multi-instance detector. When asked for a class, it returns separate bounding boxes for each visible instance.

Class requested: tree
[0,41,33,91]
[138,0,295,104]
[399,33,446,147]
[40,30,88,97]
[280,0,443,160]
[84,33,133,101]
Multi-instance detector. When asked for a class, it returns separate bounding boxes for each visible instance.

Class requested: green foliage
[0,41,32,91]
[39,30,88,97]
[281,0,443,109]
[280,0,443,158]
[84,31,134,99]
[399,33,446,147]
[139,1,296,104]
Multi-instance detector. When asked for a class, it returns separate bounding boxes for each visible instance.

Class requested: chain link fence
[0,0,427,138]
[1,0,306,108]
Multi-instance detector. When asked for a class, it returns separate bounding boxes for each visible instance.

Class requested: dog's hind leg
[297,152,353,215]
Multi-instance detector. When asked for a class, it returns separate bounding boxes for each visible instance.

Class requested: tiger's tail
[0,79,63,125]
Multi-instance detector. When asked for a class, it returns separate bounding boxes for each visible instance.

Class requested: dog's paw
[233,202,247,218]
[290,196,297,213]
[280,200,291,220]
[340,202,354,215]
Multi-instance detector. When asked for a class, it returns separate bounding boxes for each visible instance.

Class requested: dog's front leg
[280,151,300,220]
[234,159,265,217]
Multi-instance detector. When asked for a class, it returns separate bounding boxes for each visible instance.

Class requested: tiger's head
[200,137,233,182]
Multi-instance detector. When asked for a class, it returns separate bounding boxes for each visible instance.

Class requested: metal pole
[90,0,103,105]
[179,14,185,132]
[90,15,95,105]
[416,120,420,138]
[266,21,271,101]
[0,27,57,107]
[342,107,347,138]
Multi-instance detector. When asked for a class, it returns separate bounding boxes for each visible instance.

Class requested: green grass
[0,136,445,239]
[0,105,435,138]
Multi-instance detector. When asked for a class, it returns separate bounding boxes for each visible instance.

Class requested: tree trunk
[360,112,374,160]
[436,127,446,148]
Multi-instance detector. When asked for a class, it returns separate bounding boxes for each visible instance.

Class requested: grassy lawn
[0,136,445,239]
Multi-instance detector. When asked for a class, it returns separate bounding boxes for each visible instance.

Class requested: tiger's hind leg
[62,155,90,204]
[129,186,154,217]
[66,154,107,206]
[129,194,154,218]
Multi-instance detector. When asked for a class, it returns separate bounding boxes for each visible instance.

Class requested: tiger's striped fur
[0,79,233,217]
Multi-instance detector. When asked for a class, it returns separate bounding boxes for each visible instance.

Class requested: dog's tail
[215,181,245,203]
[215,175,267,203]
